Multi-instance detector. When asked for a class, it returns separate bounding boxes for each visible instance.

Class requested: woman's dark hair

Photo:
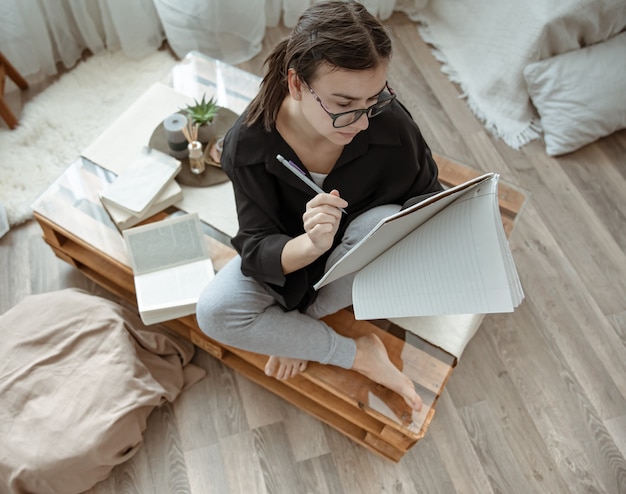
[245,0,393,131]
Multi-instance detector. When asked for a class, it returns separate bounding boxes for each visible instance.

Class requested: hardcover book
[100,146,181,215]
[102,178,183,230]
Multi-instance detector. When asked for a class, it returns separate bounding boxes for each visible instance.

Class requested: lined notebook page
[352,177,522,319]
[314,174,493,290]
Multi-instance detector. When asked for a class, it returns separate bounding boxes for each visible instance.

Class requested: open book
[123,213,214,324]
[314,173,524,320]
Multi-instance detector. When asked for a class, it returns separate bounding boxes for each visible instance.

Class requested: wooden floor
[2,13,626,494]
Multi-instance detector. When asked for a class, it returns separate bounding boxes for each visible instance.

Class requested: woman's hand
[280,189,348,274]
[302,189,347,254]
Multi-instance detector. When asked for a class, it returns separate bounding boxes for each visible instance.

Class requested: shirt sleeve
[229,169,318,311]
[221,123,317,311]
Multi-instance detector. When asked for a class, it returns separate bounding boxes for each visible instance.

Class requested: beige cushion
[0,289,205,494]
[524,31,626,156]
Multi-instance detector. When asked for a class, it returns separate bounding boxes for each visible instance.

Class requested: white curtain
[152,0,427,63]
[0,0,164,76]
[0,0,426,77]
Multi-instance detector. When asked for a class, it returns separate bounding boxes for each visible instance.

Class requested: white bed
[411,0,626,155]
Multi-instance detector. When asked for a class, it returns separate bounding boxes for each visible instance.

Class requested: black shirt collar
[235,100,404,171]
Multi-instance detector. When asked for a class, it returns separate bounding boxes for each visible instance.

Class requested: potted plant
[183,95,219,143]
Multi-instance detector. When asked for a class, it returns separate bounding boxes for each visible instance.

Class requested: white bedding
[411,0,626,149]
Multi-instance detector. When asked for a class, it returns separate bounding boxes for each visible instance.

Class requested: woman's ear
[287,68,302,101]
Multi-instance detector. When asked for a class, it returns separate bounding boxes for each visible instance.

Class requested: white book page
[123,213,208,274]
[135,259,214,311]
[314,174,494,290]
[352,178,523,319]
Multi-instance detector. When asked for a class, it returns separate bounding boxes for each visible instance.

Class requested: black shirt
[220,99,443,312]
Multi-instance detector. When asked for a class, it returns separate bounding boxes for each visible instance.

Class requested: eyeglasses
[303,81,396,128]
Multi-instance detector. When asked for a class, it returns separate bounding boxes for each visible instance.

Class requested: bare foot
[352,334,423,412]
[265,356,308,380]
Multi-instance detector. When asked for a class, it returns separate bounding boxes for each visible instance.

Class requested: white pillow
[524,31,626,156]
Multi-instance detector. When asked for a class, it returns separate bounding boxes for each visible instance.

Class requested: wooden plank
[46,244,78,268]
[34,213,69,249]
[363,432,405,462]
[221,344,409,442]
[379,425,416,451]
[188,327,224,359]
[220,351,406,462]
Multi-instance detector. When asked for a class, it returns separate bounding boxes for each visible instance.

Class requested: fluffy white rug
[0,49,177,226]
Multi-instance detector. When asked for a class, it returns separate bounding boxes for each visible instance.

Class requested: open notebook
[315,173,524,320]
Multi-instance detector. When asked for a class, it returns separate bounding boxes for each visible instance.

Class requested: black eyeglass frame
[303,80,396,128]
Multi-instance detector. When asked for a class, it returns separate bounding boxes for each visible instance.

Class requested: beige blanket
[0,289,205,494]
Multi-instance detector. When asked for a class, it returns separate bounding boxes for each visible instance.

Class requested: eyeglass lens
[332,93,394,128]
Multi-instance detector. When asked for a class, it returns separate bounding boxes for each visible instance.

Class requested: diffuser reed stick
[181,120,199,144]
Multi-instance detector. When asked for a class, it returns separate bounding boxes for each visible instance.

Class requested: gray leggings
[196,204,401,369]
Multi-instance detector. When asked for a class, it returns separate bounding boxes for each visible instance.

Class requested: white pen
[276,154,347,214]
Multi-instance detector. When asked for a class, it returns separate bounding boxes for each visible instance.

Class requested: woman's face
[297,62,389,146]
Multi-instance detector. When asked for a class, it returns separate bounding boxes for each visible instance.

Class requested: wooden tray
[149,107,238,187]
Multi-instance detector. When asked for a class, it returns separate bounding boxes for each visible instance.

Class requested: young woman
[196,1,442,413]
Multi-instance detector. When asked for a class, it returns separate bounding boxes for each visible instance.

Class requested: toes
[412,394,423,412]
[276,362,293,380]
[278,364,290,380]
[265,356,278,377]
[265,358,308,380]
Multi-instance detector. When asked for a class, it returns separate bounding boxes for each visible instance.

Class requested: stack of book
[100,146,182,230]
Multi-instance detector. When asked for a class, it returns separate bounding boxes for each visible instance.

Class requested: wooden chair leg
[0,52,29,89]
[0,52,28,129]
[0,97,19,129]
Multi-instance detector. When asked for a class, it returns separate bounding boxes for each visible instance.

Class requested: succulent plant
[184,95,219,126]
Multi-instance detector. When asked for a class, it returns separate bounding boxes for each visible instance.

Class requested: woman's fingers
[301,191,347,252]
[307,190,348,213]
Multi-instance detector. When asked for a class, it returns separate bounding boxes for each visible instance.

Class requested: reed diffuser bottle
[181,120,205,175]
[187,140,205,175]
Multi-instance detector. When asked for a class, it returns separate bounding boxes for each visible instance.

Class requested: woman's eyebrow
[331,84,387,101]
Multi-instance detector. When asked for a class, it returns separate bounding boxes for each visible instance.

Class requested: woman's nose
[353,112,369,131]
